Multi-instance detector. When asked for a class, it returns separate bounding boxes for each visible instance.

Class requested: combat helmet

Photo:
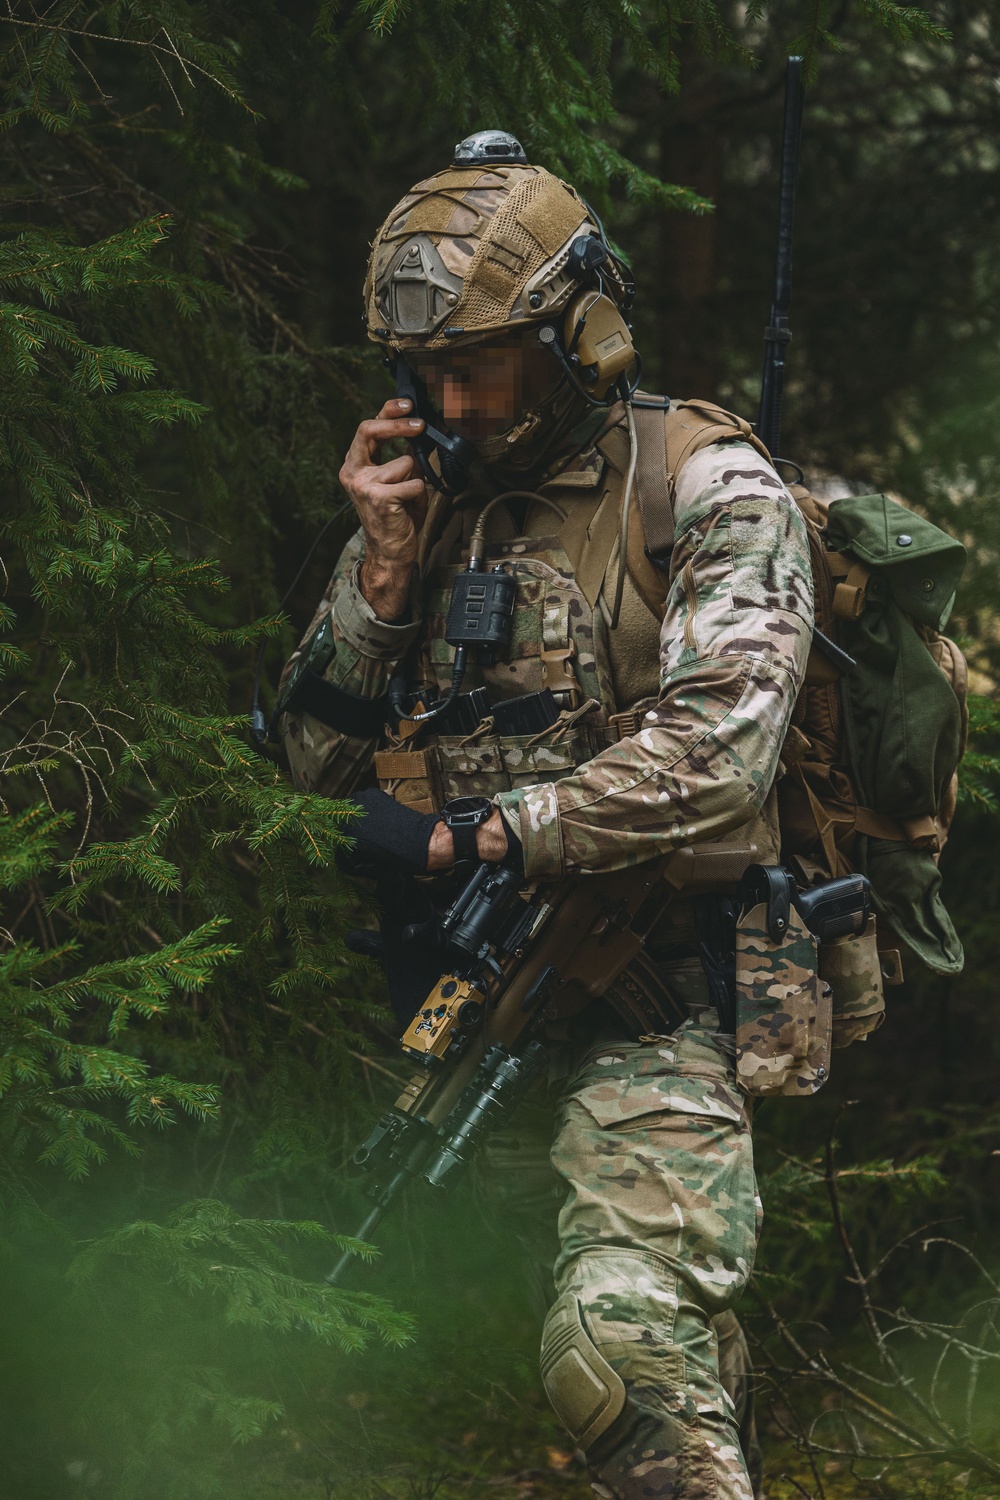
[364,130,635,391]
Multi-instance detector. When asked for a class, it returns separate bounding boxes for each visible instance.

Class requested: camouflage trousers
[478,1021,762,1500]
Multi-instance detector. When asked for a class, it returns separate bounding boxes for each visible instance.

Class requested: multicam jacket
[281,404,814,884]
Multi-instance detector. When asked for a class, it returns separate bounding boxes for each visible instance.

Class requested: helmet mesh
[366,165,590,348]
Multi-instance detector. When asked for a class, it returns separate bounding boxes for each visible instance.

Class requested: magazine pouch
[822,915,885,1049]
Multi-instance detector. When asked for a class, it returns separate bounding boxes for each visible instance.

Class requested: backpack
[624,397,969,979]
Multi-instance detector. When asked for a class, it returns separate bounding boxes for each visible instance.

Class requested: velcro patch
[517,182,587,253]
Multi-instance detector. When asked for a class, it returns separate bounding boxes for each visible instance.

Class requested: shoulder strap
[630,395,673,559]
[582,395,775,625]
[664,399,771,499]
[622,401,672,620]
[625,396,773,619]
[633,397,772,568]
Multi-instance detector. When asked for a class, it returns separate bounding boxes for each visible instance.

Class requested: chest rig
[374,472,627,816]
[371,397,769,822]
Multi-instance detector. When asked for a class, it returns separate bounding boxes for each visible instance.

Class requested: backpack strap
[626,400,674,618]
[622,395,773,620]
[580,395,777,623]
[853,805,941,850]
[630,394,673,560]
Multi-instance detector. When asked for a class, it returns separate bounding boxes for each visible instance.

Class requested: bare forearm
[341,397,427,623]
[359,554,413,622]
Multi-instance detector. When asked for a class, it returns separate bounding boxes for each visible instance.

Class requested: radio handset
[393,356,476,495]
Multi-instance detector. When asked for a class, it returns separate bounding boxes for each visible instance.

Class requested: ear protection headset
[537,211,640,405]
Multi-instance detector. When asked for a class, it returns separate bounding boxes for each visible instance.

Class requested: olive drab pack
[785,488,967,976]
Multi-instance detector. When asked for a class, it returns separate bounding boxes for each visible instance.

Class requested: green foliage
[0,14,411,1484]
[958,696,1000,811]
[72,1198,413,1350]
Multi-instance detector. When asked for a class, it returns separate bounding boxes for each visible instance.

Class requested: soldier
[280,130,814,1500]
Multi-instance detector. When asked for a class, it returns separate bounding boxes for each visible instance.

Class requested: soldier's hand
[340,398,428,621]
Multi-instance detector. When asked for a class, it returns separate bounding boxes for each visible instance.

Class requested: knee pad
[539,1291,626,1451]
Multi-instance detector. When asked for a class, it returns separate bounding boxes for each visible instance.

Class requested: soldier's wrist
[475,811,512,864]
[359,553,413,623]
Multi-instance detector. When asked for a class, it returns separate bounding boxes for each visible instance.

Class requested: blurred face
[411,332,556,439]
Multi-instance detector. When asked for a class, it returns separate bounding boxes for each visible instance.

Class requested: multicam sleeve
[280,528,421,797]
[495,440,814,880]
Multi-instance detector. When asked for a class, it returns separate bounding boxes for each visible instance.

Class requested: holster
[730,865,885,1095]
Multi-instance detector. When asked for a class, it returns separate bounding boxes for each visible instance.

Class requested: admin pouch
[821,915,885,1049]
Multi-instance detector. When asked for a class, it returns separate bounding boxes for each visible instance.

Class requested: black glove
[339,785,524,877]
[340,786,440,875]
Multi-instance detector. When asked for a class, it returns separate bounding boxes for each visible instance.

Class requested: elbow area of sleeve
[334,563,422,662]
[535,654,800,876]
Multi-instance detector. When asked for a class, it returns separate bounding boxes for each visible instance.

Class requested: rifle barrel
[325,1196,390,1286]
[758,56,805,459]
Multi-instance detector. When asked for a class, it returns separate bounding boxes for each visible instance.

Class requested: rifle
[326,856,674,1284]
[757,55,805,464]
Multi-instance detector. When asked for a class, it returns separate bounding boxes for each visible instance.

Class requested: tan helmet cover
[364,164,599,352]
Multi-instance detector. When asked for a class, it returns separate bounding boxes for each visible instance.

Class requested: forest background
[3,2,1000,1497]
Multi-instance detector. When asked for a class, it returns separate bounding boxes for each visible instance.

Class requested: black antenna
[757,56,805,461]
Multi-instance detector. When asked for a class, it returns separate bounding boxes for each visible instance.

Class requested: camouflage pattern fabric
[734,901,832,1097]
[282,442,617,802]
[364,163,596,352]
[422,543,612,708]
[283,535,422,798]
[497,441,813,879]
[281,431,813,888]
[542,1024,761,1500]
[821,916,886,1048]
[476,1018,763,1499]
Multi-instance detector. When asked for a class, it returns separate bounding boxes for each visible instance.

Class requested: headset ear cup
[562,292,635,396]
